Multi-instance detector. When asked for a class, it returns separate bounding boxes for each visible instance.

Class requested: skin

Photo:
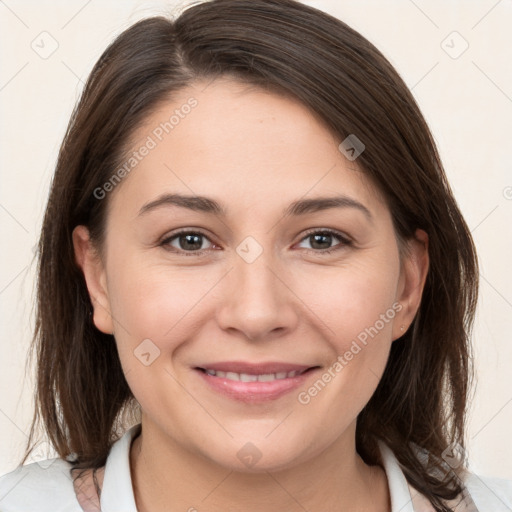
[73,77,429,512]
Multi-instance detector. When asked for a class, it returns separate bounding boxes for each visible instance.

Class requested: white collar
[99,423,429,511]
[378,440,419,511]
[100,423,140,511]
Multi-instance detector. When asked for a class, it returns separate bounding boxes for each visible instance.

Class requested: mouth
[194,362,321,403]
[196,367,311,381]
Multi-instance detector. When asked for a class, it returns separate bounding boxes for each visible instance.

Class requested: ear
[392,228,429,341]
[72,225,114,335]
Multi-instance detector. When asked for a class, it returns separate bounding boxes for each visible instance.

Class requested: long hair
[22,1,478,510]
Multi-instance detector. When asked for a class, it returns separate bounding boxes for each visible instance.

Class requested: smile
[194,363,320,403]
[201,368,307,381]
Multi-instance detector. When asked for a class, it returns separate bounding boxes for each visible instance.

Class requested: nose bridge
[217,235,297,341]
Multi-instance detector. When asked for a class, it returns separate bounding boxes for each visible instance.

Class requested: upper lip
[195,361,318,375]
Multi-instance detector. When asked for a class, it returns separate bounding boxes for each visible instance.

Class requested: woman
[0,0,511,510]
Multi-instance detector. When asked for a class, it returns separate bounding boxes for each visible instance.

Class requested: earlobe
[72,225,114,335]
[393,229,429,340]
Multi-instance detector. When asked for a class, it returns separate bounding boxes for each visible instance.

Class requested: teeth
[203,369,302,381]
[240,373,258,382]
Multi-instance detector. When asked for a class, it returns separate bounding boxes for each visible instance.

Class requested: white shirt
[1,423,511,511]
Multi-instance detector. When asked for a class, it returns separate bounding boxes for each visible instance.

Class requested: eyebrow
[138,193,373,222]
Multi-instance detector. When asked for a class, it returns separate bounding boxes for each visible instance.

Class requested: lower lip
[195,368,318,403]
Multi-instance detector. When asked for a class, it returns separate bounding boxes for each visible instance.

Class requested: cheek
[105,253,223,371]
[107,244,400,356]
[105,261,209,415]
[109,267,194,335]
[294,252,400,348]
[291,254,400,409]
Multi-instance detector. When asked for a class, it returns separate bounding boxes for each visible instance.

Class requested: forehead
[107,78,387,220]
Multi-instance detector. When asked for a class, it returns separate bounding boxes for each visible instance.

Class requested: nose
[216,249,299,342]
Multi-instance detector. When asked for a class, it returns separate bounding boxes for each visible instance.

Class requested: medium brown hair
[22,1,478,510]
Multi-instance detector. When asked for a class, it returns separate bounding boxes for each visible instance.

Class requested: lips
[194,361,321,403]
[201,368,305,381]
[196,361,314,375]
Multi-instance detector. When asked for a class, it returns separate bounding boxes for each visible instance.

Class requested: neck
[129,419,390,512]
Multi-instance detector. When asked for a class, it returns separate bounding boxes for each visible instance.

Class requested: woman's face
[74,77,428,472]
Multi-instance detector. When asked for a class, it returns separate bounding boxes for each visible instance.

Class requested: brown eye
[160,230,214,256]
[296,229,352,254]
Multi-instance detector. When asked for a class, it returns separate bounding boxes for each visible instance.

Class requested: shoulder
[378,440,512,511]
[462,471,512,511]
[406,470,512,512]
[0,458,80,511]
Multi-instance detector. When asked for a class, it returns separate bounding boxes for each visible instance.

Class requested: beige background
[0,0,511,480]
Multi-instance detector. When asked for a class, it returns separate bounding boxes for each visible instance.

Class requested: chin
[195,431,315,474]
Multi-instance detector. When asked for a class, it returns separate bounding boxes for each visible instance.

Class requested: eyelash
[159,228,353,257]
